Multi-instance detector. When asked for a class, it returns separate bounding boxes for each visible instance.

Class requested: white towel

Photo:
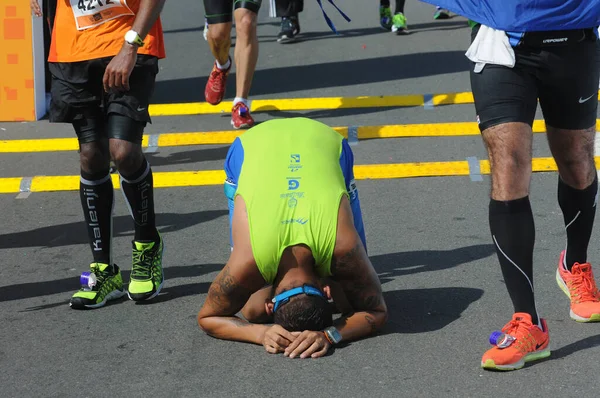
[465,25,516,73]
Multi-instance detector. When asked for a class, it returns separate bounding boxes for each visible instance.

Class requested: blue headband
[272,285,326,313]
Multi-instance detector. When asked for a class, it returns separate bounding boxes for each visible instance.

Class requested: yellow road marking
[149,94,429,116]
[4,120,597,153]
[3,157,600,194]
[0,177,23,194]
[148,91,600,116]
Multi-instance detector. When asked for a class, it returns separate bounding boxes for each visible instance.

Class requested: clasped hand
[262,325,330,359]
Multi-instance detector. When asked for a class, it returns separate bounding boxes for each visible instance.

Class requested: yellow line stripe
[0,177,23,193]
[5,120,598,153]
[4,157,600,194]
[148,91,600,116]
[149,95,427,116]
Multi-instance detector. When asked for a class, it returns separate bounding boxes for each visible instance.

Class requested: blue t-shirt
[421,0,600,32]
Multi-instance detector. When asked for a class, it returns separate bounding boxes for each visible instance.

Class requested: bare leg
[547,125,597,267]
[482,122,533,200]
[233,8,258,99]
[547,125,596,189]
[207,22,232,65]
[482,122,538,322]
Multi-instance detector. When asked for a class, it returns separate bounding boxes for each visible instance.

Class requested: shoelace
[132,249,152,278]
[89,266,110,291]
[235,103,249,117]
[501,319,537,351]
[210,68,226,92]
[503,319,525,336]
[570,265,598,302]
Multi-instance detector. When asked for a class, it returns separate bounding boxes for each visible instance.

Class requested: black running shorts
[204,0,262,24]
[470,27,600,132]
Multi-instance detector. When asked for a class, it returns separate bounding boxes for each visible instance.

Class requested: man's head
[270,284,333,331]
[265,245,333,331]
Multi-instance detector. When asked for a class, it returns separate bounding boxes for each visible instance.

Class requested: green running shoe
[391,13,408,35]
[128,235,164,301]
[434,8,451,20]
[70,263,126,309]
[379,6,392,30]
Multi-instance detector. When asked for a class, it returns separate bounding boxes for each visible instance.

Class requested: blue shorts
[224,137,367,251]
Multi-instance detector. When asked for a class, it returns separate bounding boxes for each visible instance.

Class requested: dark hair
[273,294,333,331]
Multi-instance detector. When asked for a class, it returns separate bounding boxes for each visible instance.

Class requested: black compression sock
[558,175,598,271]
[395,0,406,13]
[120,159,159,242]
[489,197,539,325]
[80,170,114,265]
[380,0,390,7]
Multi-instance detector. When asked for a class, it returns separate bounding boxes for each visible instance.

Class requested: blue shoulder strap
[316,0,351,34]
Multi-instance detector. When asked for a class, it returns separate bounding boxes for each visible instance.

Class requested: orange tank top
[48,0,165,63]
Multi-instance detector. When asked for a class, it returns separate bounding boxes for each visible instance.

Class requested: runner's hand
[31,0,42,17]
[262,325,296,354]
[103,44,137,92]
[284,331,331,359]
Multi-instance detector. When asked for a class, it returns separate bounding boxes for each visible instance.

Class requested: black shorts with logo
[204,0,262,24]
[470,27,600,132]
[49,55,158,126]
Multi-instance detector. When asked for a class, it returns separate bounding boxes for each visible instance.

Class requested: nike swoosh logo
[137,106,147,111]
[535,340,547,350]
[579,94,596,103]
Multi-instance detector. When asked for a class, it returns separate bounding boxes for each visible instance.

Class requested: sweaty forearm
[198,315,268,345]
[131,0,166,39]
[334,309,387,342]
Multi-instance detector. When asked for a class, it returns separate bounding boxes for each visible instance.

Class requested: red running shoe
[231,102,255,130]
[204,57,230,105]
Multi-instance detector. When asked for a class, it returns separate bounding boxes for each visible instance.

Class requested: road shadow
[371,244,495,280]
[551,334,600,361]
[164,20,280,34]
[381,287,484,334]
[0,210,227,250]
[6,262,223,308]
[145,146,229,166]
[152,51,470,103]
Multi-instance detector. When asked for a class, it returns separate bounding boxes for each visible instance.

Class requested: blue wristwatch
[324,326,342,345]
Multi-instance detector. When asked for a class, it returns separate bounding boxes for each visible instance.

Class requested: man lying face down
[197,118,388,358]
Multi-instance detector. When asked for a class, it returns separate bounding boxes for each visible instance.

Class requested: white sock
[233,97,250,108]
[216,58,231,70]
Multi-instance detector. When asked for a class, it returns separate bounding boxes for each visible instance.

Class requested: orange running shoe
[204,57,230,105]
[556,250,600,322]
[481,313,550,371]
[231,102,255,130]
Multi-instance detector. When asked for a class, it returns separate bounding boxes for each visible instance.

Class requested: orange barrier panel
[0,2,45,121]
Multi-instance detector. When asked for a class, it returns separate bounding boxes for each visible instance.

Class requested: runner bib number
[70,0,134,31]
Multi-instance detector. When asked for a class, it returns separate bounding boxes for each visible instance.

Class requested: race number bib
[70,0,134,31]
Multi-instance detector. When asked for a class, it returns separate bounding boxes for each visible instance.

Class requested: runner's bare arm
[331,240,388,341]
[104,0,166,92]
[131,0,167,39]
[197,260,270,344]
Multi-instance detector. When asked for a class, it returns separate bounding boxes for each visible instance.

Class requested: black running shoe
[277,16,300,43]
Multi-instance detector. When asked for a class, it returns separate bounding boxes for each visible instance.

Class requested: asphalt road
[1,1,600,397]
